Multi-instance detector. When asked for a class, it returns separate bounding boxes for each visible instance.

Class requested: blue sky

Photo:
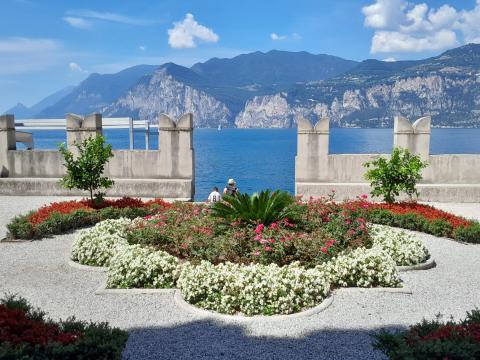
[1,0,479,111]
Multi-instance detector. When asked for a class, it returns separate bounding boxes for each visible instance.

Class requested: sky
[1,0,480,111]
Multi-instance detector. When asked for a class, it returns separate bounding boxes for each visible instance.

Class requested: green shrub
[373,308,480,360]
[364,147,428,203]
[392,213,428,232]
[454,223,480,244]
[59,135,114,202]
[211,189,295,225]
[427,218,453,238]
[6,215,35,239]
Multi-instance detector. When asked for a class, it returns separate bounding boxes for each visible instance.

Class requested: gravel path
[0,196,479,360]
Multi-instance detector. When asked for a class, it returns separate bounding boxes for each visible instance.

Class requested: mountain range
[6,44,480,128]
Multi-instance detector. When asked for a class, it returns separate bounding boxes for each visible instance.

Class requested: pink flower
[360,194,368,200]
[279,237,285,243]
[254,234,262,241]
[269,222,278,230]
[253,250,260,256]
[345,219,352,225]
[180,243,188,249]
[320,247,328,253]
[255,224,265,234]
[269,238,275,244]
[259,238,268,244]
[264,246,272,252]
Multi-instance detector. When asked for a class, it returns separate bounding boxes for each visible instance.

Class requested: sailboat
[218,124,222,131]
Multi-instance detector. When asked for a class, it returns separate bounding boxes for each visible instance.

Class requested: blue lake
[20,128,480,201]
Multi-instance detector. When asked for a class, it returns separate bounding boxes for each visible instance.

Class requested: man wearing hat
[223,178,239,196]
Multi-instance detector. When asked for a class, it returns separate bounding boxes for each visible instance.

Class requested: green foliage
[6,215,35,239]
[59,135,114,201]
[211,189,295,225]
[428,219,453,238]
[6,207,152,240]
[373,308,480,360]
[364,147,428,203]
[453,223,480,244]
[0,294,128,359]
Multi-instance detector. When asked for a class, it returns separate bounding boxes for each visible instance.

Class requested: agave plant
[211,190,295,225]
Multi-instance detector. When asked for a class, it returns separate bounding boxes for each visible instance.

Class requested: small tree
[363,147,428,204]
[59,135,114,202]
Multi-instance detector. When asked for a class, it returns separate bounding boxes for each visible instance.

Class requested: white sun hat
[228,178,236,185]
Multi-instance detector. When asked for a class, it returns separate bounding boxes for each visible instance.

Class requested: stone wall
[295,116,480,202]
[0,113,195,200]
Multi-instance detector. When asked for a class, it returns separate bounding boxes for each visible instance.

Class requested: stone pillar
[66,113,102,151]
[295,116,330,182]
[0,114,16,177]
[393,116,431,161]
[158,113,195,196]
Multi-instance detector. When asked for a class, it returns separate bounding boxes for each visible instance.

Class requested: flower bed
[365,201,480,243]
[68,197,430,316]
[373,308,480,359]
[0,294,127,359]
[6,197,171,240]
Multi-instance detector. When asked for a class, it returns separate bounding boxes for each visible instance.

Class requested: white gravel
[0,196,479,360]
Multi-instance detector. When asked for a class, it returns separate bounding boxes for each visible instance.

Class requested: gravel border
[67,258,107,272]
[397,257,436,272]
[173,290,335,321]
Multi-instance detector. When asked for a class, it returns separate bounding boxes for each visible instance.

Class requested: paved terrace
[0,196,479,360]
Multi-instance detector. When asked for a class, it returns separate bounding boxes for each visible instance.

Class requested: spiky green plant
[211,190,295,225]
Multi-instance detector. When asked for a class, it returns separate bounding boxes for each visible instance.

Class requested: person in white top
[207,187,222,203]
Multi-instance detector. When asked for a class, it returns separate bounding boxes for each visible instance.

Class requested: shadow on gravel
[122,320,404,360]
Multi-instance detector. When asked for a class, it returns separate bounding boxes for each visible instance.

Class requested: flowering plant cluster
[370,202,472,229]
[177,261,330,315]
[374,308,480,359]
[0,305,79,347]
[70,213,429,315]
[371,224,430,266]
[0,294,127,359]
[7,197,170,240]
[71,218,132,266]
[107,244,179,289]
[319,247,401,288]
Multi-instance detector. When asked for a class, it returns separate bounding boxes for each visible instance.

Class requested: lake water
[20,128,480,201]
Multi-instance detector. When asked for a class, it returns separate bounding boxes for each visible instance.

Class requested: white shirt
[208,191,222,203]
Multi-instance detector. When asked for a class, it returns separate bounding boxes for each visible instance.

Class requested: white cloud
[63,16,92,29]
[69,62,88,74]
[0,37,59,53]
[383,57,396,62]
[0,37,63,75]
[65,9,155,26]
[362,0,480,54]
[271,33,287,41]
[168,13,219,49]
[139,45,146,51]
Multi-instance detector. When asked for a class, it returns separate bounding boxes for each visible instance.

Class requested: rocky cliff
[103,67,232,128]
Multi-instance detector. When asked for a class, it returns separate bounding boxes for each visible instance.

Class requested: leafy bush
[428,218,453,238]
[371,225,429,266]
[319,247,401,288]
[364,147,428,203]
[211,189,295,225]
[107,245,179,288]
[177,261,330,315]
[373,308,480,359]
[59,135,114,202]
[71,218,131,266]
[0,294,127,359]
[454,223,480,244]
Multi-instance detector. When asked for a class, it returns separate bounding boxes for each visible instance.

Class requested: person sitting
[223,178,239,196]
[207,187,222,203]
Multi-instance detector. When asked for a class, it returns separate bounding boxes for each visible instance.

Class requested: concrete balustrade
[295,116,480,202]
[0,113,195,200]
